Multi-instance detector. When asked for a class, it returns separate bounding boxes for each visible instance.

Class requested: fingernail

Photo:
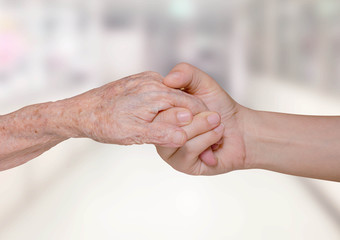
[177,111,191,123]
[214,124,224,133]
[207,113,220,125]
[173,131,185,145]
[211,144,219,150]
[212,139,222,150]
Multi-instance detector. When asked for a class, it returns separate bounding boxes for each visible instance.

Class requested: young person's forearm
[0,100,78,171]
[244,110,340,181]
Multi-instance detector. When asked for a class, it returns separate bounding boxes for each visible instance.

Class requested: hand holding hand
[155,108,224,175]
[63,71,207,147]
[160,63,249,175]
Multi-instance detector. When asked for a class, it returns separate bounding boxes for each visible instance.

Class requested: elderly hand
[0,71,207,171]
[63,71,207,147]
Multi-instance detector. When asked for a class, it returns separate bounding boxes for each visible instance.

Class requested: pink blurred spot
[0,31,25,71]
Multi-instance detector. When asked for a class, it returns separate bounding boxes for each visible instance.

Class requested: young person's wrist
[240,107,267,170]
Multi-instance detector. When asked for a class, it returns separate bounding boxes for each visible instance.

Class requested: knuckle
[204,117,212,127]
[150,91,171,102]
[127,80,162,95]
[203,119,214,131]
[142,81,162,92]
[196,113,214,128]
[146,98,172,114]
[123,71,162,87]
[147,128,167,143]
[156,109,177,123]
[142,71,163,81]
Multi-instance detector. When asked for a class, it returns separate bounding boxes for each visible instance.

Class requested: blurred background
[0,0,340,239]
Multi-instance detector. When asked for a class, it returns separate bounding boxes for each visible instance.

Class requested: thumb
[144,122,188,148]
[163,62,222,95]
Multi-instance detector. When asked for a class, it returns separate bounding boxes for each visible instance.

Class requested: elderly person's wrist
[35,100,80,140]
[48,94,104,140]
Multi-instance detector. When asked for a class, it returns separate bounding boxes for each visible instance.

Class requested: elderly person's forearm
[0,101,71,170]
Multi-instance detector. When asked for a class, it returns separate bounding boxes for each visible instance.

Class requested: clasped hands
[2,62,339,180]
[70,63,248,175]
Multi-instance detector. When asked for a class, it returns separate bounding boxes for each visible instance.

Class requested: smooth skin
[155,108,224,174]
[158,63,340,181]
[0,71,207,171]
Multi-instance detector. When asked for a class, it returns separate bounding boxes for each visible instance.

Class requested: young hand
[154,107,224,175]
[163,63,249,175]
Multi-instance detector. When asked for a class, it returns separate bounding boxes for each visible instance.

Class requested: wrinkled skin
[68,71,207,147]
[159,63,249,175]
[0,71,207,171]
